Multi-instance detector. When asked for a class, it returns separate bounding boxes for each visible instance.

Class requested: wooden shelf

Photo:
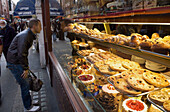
[68,32,170,67]
[73,6,170,23]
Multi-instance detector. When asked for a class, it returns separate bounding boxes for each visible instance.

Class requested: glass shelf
[68,32,170,67]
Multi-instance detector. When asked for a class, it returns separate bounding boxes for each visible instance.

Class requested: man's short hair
[28,18,40,28]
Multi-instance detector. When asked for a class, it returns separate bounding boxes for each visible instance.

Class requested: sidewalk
[0,48,60,112]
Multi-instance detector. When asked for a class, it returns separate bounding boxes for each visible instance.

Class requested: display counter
[51,23,170,111]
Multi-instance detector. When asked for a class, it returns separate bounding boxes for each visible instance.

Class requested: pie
[143,71,169,88]
[127,74,154,91]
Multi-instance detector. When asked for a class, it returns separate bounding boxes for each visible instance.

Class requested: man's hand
[21,70,29,79]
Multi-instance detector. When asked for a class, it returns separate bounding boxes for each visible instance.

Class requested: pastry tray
[107,73,170,97]
[147,86,170,112]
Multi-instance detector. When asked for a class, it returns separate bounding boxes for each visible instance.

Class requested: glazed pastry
[99,65,117,75]
[109,62,127,72]
[151,33,160,40]
[130,35,141,47]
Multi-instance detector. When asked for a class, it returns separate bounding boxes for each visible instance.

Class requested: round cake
[102,84,119,94]
[76,74,95,85]
[78,64,92,74]
[122,99,148,112]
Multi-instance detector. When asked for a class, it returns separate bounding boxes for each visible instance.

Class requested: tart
[102,84,119,94]
[122,99,148,112]
[78,64,92,74]
[76,74,95,85]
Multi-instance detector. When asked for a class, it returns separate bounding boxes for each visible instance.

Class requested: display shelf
[74,6,170,19]
[68,32,170,67]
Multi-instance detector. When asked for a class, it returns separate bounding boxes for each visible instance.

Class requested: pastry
[122,59,141,70]
[139,39,153,51]
[76,74,95,85]
[127,74,154,91]
[102,84,119,94]
[161,88,170,98]
[96,76,108,85]
[149,91,169,105]
[94,61,104,68]
[151,33,160,40]
[78,64,92,74]
[122,99,148,112]
[132,69,149,78]
[84,84,99,97]
[114,78,141,95]
[163,100,170,111]
[121,70,135,79]
[95,93,118,111]
[151,41,170,55]
[143,71,169,88]
[99,65,118,75]
[109,62,127,72]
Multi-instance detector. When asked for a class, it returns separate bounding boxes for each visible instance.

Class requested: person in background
[0,36,3,105]
[7,18,42,112]
[51,19,57,41]
[0,20,17,60]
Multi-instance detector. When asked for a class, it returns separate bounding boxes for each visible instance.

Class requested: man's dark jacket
[0,25,17,58]
[7,28,36,70]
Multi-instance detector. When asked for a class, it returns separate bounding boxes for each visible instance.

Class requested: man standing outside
[7,18,42,111]
[0,20,17,60]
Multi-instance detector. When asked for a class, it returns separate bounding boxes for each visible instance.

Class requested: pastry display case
[51,21,170,111]
[42,1,170,112]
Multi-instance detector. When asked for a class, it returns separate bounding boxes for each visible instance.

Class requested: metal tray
[147,87,170,112]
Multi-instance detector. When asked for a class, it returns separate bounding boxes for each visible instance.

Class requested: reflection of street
[0,49,60,112]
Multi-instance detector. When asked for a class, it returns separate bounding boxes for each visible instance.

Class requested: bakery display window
[52,22,170,112]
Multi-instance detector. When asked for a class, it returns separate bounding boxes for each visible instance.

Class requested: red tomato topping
[126,99,144,111]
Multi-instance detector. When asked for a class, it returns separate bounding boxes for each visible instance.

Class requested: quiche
[143,72,169,88]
